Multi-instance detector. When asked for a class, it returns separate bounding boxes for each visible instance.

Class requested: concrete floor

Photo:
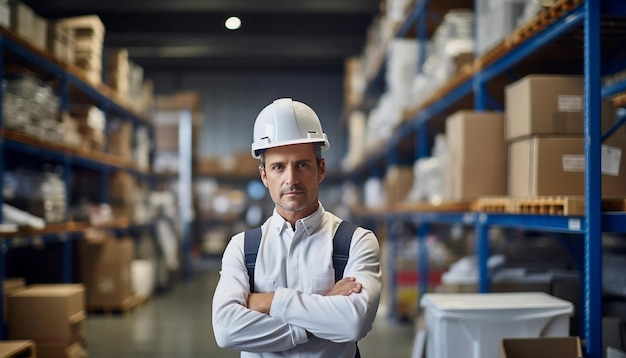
[85,261,416,358]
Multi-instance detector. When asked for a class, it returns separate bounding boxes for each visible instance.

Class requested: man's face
[259,143,325,220]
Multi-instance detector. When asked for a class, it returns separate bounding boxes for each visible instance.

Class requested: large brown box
[508,135,626,197]
[79,238,134,307]
[3,278,26,324]
[0,340,37,358]
[8,284,86,342]
[36,341,86,358]
[384,165,413,206]
[501,337,583,358]
[505,75,619,141]
[444,110,507,200]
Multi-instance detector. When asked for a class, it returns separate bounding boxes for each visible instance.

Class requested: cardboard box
[48,22,75,64]
[8,284,86,342]
[0,0,9,28]
[501,337,583,358]
[155,91,201,113]
[0,340,36,358]
[3,278,26,324]
[384,165,414,206]
[37,340,86,358]
[10,1,34,42]
[31,14,47,50]
[505,75,619,141]
[79,237,134,307]
[444,110,507,200]
[107,119,133,159]
[508,135,626,197]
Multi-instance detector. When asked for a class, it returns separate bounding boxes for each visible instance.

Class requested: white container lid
[421,292,573,312]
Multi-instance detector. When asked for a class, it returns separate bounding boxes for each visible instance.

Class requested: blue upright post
[583,0,602,357]
[417,223,429,300]
[62,235,72,283]
[475,214,490,293]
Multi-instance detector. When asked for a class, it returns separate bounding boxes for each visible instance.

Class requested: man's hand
[326,277,362,296]
[247,292,274,314]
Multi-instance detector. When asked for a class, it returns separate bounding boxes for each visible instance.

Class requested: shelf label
[561,146,621,176]
[568,218,581,231]
[562,155,585,172]
[558,95,583,112]
[601,144,621,176]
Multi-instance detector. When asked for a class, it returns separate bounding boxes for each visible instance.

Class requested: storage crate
[420,292,573,358]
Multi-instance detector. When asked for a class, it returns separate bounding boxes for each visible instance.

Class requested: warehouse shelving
[0,26,155,338]
[349,1,626,357]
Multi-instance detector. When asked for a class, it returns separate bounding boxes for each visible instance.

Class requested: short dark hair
[259,143,323,168]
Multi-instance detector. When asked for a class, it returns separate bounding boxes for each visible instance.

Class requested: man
[212,98,382,357]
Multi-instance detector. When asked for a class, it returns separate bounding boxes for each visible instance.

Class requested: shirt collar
[270,202,325,236]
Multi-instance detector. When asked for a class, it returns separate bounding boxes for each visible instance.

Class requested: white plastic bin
[420,292,574,358]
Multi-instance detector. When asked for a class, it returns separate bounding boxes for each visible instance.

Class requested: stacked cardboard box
[109,171,137,222]
[443,110,507,200]
[107,117,133,160]
[505,75,626,196]
[8,284,87,357]
[0,340,37,357]
[3,278,25,324]
[56,15,105,85]
[0,0,9,28]
[79,237,134,309]
[384,165,414,206]
[106,48,130,99]
[48,21,75,64]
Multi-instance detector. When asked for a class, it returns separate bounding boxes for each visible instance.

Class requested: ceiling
[23,0,381,73]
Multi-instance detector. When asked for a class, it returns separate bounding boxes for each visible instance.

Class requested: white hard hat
[251,98,330,158]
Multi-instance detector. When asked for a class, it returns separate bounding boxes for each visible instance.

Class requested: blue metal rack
[0,27,155,339]
[350,1,626,357]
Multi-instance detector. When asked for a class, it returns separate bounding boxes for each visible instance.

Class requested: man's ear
[259,165,269,188]
[318,158,326,183]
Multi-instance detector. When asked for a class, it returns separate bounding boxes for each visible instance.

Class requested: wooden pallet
[474,196,626,216]
[87,294,150,314]
[395,200,475,213]
[613,92,626,108]
[512,0,583,44]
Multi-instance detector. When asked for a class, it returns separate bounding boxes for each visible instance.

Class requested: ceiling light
[225,16,241,30]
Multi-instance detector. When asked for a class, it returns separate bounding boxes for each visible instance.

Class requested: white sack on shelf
[2,203,46,229]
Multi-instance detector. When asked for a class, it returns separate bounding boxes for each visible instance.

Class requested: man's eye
[272,165,284,170]
[297,162,309,168]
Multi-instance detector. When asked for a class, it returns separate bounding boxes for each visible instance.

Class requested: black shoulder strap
[332,221,359,282]
[244,221,360,291]
[244,227,262,290]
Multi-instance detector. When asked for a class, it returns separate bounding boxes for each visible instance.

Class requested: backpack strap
[332,221,359,282]
[244,226,262,291]
[244,221,359,291]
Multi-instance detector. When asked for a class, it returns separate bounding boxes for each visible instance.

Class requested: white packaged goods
[420,292,573,358]
[476,0,527,56]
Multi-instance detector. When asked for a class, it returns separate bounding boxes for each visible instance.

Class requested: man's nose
[285,165,299,185]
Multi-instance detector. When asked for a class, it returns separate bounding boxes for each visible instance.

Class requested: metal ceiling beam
[23,0,380,14]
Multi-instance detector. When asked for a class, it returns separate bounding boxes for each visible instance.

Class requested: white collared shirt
[212,203,382,357]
